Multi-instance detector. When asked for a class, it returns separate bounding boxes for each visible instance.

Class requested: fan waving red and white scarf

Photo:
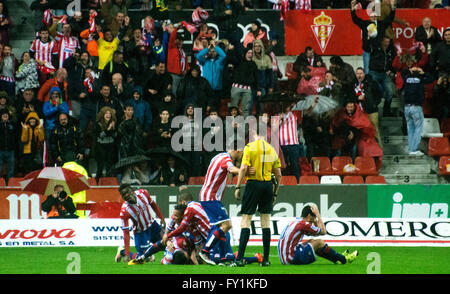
[273,0,311,20]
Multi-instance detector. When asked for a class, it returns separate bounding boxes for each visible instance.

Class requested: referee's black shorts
[240,180,274,215]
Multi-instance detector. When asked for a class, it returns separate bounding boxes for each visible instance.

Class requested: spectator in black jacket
[63,50,94,120]
[49,112,85,166]
[41,185,78,219]
[354,67,383,147]
[79,67,101,137]
[430,28,450,76]
[229,46,261,118]
[15,88,43,123]
[214,0,246,56]
[415,17,442,55]
[432,74,450,119]
[369,36,397,116]
[144,61,172,111]
[0,108,16,185]
[351,0,396,74]
[96,84,123,123]
[401,65,435,156]
[158,155,188,187]
[329,55,356,96]
[293,46,325,76]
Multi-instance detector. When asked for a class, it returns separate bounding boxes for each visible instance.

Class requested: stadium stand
[98,177,119,186]
[343,175,364,184]
[422,118,442,138]
[331,156,355,176]
[188,177,205,185]
[281,176,298,185]
[310,157,333,176]
[320,175,342,184]
[0,178,5,186]
[438,156,450,175]
[427,137,450,156]
[354,156,378,176]
[365,175,387,184]
[299,175,320,184]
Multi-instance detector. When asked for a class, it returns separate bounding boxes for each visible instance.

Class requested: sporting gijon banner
[284,8,450,56]
[0,218,448,248]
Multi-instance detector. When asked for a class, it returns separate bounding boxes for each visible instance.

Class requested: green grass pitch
[0,246,448,274]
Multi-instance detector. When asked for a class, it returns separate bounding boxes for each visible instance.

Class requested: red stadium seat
[188,177,205,185]
[299,176,320,184]
[98,177,119,186]
[438,156,450,175]
[7,177,23,186]
[310,157,333,176]
[343,175,364,184]
[299,157,312,176]
[88,177,97,186]
[355,156,378,176]
[365,175,387,184]
[0,177,5,186]
[427,137,450,156]
[331,156,355,175]
[285,62,298,80]
[281,176,298,185]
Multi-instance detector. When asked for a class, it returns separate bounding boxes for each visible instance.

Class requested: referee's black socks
[236,228,250,261]
[262,228,271,262]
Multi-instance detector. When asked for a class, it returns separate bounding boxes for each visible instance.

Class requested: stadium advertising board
[367,185,450,219]
[0,218,448,248]
[0,185,366,219]
[284,8,450,56]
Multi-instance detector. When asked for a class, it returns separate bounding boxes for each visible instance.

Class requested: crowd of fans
[0,0,449,186]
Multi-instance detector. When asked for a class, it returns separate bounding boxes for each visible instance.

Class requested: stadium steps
[7,0,36,56]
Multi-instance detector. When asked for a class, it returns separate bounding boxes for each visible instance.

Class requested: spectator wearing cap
[0,107,16,185]
[229,46,261,118]
[243,19,269,49]
[167,24,189,97]
[124,86,152,135]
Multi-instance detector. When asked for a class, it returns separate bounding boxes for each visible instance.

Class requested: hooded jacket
[124,86,153,133]
[252,39,274,91]
[177,65,214,110]
[43,87,70,131]
[21,111,45,154]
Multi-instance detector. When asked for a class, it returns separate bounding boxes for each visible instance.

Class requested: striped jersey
[160,235,193,265]
[199,152,235,202]
[30,39,58,71]
[167,201,211,240]
[279,110,302,146]
[54,32,80,68]
[120,189,157,233]
[278,218,321,265]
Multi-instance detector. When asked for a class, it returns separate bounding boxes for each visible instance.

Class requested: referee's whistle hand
[234,189,241,201]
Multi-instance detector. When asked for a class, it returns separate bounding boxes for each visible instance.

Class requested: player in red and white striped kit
[115,184,166,263]
[53,23,80,68]
[276,102,303,183]
[278,205,358,265]
[29,27,58,83]
[197,150,242,265]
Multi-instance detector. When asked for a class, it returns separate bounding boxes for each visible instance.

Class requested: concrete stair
[7,0,36,56]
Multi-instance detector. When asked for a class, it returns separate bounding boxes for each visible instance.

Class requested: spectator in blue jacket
[43,87,69,145]
[196,41,226,110]
[125,86,152,135]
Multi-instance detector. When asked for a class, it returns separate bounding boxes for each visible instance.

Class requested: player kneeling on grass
[278,205,358,265]
[114,184,166,264]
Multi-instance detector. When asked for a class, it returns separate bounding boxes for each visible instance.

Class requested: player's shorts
[240,180,274,215]
[200,200,230,225]
[134,221,162,257]
[292,242,316,265]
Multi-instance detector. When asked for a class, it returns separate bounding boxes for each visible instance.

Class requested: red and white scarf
[274,0,311,20]
[84,74,95,93]
[89,11,97,33]
[42,9,52,27]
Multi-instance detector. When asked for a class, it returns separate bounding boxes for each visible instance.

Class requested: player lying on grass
[129,204,201,265]
[278,205,359,265]
[115,184,166,263]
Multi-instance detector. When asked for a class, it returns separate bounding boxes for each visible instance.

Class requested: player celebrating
[114,184,166,263]
[197,149,242,265]
[278,205,358,265]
